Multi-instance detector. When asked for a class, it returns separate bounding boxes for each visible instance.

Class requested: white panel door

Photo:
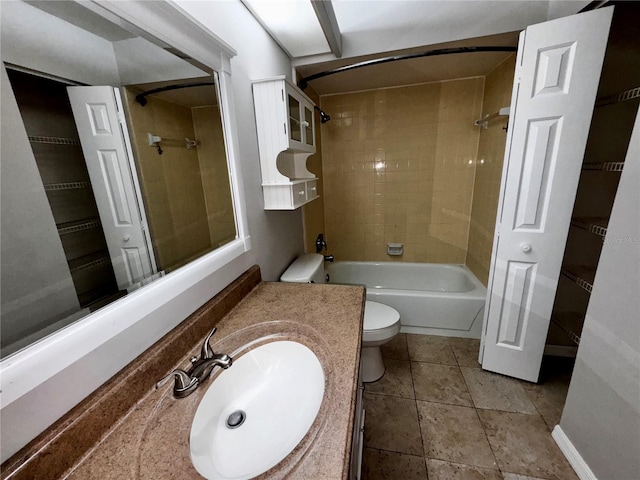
[481,7,613,382]
[68,86,155,291]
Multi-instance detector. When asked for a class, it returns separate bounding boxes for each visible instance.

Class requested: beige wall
[302,86,325,253]
[320,78,484,263]
[124,89,211,272]
[193,106,237,249]
[466,55,517,285]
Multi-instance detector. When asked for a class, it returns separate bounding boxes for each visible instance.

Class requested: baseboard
[552,425,598,480]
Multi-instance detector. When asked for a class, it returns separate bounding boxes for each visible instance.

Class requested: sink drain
[226,410,246,429]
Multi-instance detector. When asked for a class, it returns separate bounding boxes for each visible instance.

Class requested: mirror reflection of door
[67,85,157,292]
[1,1,238,359]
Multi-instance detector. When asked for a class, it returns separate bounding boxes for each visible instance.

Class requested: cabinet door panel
[288,94,302,142]
[304,106,314,147]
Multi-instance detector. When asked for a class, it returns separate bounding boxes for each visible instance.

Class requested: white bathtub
[326,262,486,338]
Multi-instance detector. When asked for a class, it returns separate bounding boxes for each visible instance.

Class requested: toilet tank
[280,254,325,284]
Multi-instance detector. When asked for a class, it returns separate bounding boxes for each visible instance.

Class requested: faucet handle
[315,233,327,253]
[156,369,197,391]
[201,326,218,360]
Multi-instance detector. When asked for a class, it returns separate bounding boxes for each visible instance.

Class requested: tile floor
[361,334,576,480]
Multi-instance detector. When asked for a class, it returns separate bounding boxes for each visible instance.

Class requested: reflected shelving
[57,218,101,236]
[582,161,625,172]
[28,135,81,146]
[561,265,596,293]
[550,312,583,346]
[43,181,91,191]
[570,217,608,237]
[595,85,640,107]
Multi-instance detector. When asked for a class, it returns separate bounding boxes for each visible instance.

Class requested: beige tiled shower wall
[466,55,517,285]
[320,78,484,263]
[192,106,237,249]
[302,86,326,254]
[123,89,211,272]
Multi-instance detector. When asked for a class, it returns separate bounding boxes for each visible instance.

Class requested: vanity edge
[1,265,262,480]
[1,266,366,480]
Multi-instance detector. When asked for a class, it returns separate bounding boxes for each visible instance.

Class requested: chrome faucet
[156,326,232,398]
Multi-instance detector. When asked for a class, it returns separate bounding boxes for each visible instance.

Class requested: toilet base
[361,345,386,383]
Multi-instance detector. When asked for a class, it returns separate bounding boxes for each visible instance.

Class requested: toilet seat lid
[364,301,400,331]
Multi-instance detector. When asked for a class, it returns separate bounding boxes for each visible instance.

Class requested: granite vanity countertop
[61,281,365,480]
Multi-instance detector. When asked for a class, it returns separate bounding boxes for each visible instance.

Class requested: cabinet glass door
[304,106,313,146]
[288,94,301,142]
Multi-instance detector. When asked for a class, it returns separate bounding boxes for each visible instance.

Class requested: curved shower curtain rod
[135,81,215,106]
[297,46,518,90]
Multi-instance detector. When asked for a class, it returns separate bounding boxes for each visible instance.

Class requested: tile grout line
[362,445,426,460]
[455,339,505,477]
[518,378,558,433]
[380,335,569,479]
[403,334,431,479]
[374,335,428,467]
[364,390,414,401]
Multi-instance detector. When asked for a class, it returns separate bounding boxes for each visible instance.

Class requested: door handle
[520,243,532,253]
[123,235,131,243]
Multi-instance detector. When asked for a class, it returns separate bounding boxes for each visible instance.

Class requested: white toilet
[280,254,401,383]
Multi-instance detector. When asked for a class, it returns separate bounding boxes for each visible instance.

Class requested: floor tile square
[503,474,551,480]
[426,458,503,480]
[477,409,578,479]
[460,368,537,414]
[362,448,427,480]
[366,359,414,399]
[411,362,473,406]
[521,357,573,430]
[520,382,568,430]
[363,393,423,456]
[381,333,409,360]
[448,337,482,368]
[416,401,497,469]
[407,334,457,365]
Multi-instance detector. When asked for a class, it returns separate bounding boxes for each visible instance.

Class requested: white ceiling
[25,0,136,41]
[242,0,330,57]
[244,0,588,95]
[326,0,548,59]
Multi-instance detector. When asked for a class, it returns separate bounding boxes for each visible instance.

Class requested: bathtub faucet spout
[324,255,334,262]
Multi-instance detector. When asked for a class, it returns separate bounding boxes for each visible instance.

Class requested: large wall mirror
[1,1,241,358]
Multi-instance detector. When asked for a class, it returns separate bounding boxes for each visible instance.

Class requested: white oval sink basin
[190,340,325,480]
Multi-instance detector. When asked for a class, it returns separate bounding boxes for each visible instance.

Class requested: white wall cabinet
[252,77,319,210]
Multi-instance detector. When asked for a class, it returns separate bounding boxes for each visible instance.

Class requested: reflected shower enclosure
[2,72,237,359]
[122,79,236,273]
[1,0,240,362]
